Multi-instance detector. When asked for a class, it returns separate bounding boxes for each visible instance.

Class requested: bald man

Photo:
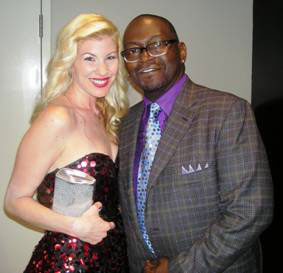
[119,14,273,273]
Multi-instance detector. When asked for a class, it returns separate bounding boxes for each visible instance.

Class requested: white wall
[51,0,253,104]
[0,1,51,272]
[0,0,252,272]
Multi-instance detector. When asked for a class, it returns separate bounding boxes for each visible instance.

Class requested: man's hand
[144,257,169,273]
[72,202,115,244]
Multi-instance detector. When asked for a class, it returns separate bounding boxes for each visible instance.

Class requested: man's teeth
[142,68,155,73]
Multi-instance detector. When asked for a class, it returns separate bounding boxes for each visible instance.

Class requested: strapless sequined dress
[24,153,129,273]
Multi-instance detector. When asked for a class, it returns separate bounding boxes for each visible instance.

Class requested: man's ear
[178,42,187,63]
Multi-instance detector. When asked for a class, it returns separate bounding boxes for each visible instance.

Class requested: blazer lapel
[120,102,150,247]
[123,103,143,192]
[147,80,198,190]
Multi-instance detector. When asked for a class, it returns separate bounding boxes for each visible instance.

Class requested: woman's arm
[4,105,114,244]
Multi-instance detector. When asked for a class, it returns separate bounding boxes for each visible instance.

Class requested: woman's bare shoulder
[35,98,76,133]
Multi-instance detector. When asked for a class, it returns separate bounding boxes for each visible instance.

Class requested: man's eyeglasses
[121,39,178,63]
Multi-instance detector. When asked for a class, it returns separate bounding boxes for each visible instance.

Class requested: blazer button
[149,227,160,234]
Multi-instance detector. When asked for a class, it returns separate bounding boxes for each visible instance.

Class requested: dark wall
[252,0,283,271]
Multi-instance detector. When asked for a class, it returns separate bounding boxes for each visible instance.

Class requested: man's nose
[140,48,153,62]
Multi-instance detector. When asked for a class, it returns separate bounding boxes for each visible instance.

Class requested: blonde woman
[4,13,129,272]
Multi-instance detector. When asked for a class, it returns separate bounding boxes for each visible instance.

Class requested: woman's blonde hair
[31,13,128,143]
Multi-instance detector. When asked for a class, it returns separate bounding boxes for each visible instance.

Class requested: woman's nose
[96,62,108,75]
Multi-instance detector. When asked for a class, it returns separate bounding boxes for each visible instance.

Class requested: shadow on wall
[254,97,283,270]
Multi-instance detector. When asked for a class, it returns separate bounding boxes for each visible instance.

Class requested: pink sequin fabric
[24,153,129,273]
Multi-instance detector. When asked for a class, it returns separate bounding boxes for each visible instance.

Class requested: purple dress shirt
[133,74,188,201]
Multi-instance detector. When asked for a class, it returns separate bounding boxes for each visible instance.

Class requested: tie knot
[149,102,161,119]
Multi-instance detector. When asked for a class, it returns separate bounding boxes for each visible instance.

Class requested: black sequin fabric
[24,153,129,273]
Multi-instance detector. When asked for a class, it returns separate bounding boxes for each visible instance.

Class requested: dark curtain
[252,0,283,271]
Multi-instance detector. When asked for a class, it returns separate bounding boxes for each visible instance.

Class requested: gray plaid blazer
[118,78,273,273]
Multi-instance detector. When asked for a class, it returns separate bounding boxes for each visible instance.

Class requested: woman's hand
[72,202,115,244]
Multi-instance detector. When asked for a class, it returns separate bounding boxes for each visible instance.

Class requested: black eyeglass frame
[121,39,178,63]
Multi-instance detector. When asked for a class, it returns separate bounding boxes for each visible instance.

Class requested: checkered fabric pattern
[119,79,273,273]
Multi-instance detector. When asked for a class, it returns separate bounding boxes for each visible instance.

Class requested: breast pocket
[155,160,219,206]
[180,161,210,177]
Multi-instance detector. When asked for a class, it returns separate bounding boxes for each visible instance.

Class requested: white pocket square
[182,162,209,175]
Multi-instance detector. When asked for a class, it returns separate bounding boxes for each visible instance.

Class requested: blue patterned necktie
[137,102,162,254]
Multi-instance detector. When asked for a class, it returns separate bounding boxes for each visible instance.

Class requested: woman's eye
[84,56,95,62]
[107,55,118,60]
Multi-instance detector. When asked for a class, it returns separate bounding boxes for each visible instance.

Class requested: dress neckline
[47,152,116,176]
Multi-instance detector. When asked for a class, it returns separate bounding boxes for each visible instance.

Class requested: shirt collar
[144,74,188,116]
